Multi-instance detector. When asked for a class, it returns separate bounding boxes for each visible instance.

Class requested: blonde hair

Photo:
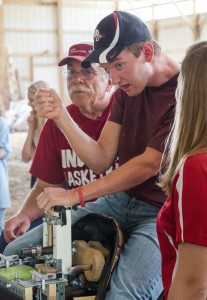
[158,41,207,194]
[27,80,49,95]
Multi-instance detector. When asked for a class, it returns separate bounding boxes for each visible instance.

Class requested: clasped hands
[33,88,63,120]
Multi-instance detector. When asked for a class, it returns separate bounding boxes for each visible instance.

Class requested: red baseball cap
[58,42,93,66]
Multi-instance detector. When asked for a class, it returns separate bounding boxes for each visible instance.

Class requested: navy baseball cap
[58,42,93,66]
[81,11,152,68]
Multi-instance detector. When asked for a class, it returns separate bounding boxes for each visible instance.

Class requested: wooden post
[56,0,65,100]
[0,2,6,98]
[29,55,34,82]
[42,283,56,300]
[24,287,33,300]
[6,46,21,100]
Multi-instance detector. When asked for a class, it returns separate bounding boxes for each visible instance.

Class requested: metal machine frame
[0,207,72,300]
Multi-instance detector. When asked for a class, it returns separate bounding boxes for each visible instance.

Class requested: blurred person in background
[0,97,11,234]
[21,81,49,188]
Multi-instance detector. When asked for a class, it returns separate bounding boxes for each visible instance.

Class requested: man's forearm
[19,185,45,222]
[55,108,110,172]
[79,148,162,203]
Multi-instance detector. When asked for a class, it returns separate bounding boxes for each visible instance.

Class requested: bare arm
[21,113,36,162]
[167,242,207,300]
[4,179,61,243]
[37,147,163,211]
[20,179,61,221]
[0,148,5,159]
[34,88,120,173]
[56,117,120,173]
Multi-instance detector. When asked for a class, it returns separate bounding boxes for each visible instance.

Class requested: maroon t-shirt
[30,94,119,188]
[109,75,178,207]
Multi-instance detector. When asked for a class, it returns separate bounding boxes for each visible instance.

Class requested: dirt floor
[5,132,31,220]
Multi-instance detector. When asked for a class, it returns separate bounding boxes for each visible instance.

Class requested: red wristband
[77,187,85,207]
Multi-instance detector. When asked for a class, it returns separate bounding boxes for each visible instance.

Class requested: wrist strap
[77,187,85,207]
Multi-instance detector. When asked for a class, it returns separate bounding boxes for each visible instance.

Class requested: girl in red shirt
[157,41,207,300]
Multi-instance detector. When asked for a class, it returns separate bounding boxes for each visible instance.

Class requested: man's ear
[142,42,154,62]
[106,78,113,91]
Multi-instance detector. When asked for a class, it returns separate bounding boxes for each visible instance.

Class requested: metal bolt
[71,278,81,287]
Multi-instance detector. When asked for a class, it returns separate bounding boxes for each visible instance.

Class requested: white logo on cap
[70,48,86,54]
[94,29,105,42]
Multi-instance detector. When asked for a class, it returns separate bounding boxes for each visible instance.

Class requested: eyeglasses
[61,68,101,80]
